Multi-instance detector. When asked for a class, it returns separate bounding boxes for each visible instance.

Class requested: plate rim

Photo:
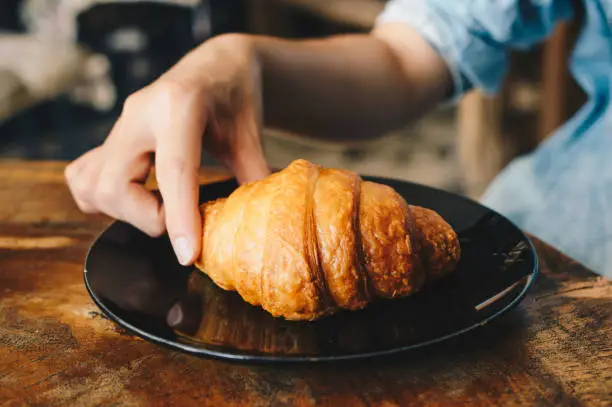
[83,176,540,364]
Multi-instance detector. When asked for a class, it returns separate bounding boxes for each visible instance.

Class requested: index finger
[154,84,206,266]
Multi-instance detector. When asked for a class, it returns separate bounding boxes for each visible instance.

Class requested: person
[65,0,612,278]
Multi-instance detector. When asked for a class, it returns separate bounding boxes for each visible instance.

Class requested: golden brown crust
[196,198,233,291]
[359,181,425,298]
[195,159,460,320]
[410,205,461,281]
[253,160,327,320]
[314,168,369,310]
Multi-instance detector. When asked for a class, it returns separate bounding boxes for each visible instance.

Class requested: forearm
[253,24,454,141]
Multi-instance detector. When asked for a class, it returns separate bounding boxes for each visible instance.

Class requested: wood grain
[0,160,610,406]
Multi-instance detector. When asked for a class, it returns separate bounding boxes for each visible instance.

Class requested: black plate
[84,175,538,363]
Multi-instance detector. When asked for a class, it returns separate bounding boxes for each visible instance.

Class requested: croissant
[195,159,460,321]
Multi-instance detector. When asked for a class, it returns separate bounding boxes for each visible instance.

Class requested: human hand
[65,34,270,265]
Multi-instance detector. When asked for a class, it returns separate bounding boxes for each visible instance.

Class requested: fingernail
[173,236,192,265]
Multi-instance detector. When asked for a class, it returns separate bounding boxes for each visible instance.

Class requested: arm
[158,25,453,142]
[256,24,453,140]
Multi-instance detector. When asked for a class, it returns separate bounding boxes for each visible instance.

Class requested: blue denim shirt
[377,0,612,277]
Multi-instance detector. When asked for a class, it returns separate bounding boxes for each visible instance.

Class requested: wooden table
[1,160,610,406]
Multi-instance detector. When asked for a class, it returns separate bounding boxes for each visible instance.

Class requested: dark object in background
[208,0,248,36]
[0,0,254,161]
[76,0,251,112]
[77,2,199,113]
[0,0,26,32]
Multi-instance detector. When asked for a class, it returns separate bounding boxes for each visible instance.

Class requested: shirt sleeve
[376,0,574,103]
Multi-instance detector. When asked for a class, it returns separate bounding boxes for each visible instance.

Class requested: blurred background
[0,0,586,198]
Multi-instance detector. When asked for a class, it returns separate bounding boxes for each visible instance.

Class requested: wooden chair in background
[458,20,584,197]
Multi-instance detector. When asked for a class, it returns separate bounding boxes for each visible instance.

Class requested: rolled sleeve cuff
[375,0,508,105]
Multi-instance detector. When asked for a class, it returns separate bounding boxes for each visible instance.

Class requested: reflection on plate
[84,176,538,363]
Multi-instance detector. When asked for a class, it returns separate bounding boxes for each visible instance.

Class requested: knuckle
[154,80,196,108]
[76,199,96,214]
[64,163,78,184]
[122,90,143,114]
[209,33,251,60]
[213,32,245,46]
[65,158,88,185]
[70,172,93,200]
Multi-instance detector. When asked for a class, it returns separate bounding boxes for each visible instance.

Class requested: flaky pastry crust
[195,159,460,320]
